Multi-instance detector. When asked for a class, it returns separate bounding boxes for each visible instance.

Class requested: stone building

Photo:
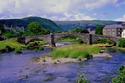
[103,24,125,37]
[122,30,125,38]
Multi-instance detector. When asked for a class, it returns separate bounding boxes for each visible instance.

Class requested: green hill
[0,16,61,32]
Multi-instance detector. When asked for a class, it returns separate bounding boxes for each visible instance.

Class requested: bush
[117,38,125,48]
[71,28,89,33]
[96,39,115,45]
[26,41,44,51]
[77,74,89,83]
[3,32,16,38]
[0,46,15,53]
[112,66,125,83]
[15,49,23,54]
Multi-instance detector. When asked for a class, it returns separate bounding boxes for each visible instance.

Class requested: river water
[0,45,125,83]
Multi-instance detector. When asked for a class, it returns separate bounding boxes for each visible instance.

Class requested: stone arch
[55,33,83,44]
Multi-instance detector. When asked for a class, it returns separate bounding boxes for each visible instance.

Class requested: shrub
[0,46,15,53]
[96,39,115,45]
[117,38,125,48]
[3,32,16,38]
[112,66,125,83]
[5,46,15,52]
[71,28,89,33]
[77,74,89,83]
[26,41,44,51]
[15,49,23,54]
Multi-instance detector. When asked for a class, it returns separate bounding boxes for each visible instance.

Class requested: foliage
[3,31,16,38]
[77,74,89,83]
[51,44,101,59]
[95,25,104,35]
[117,38,125,48]
[71,28,89,33]
[96,39,115,45]
[26,41,45,51]
[0,24,5,34]
[27,22,50,35]
[112,66,125,83]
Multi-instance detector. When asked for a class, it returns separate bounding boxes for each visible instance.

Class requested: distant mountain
[55,20,123,31]
[0,17,61,32]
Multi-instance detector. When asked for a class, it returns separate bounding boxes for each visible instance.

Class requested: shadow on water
[0,45,125,83]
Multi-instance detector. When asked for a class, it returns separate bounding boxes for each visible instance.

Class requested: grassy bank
[0,39,25,52]
[51,44,101,59]
[0,39,47,53]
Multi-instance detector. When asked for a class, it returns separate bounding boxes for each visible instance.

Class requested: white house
[121,30,125,38]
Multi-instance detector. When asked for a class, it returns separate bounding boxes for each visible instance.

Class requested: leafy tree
[28,22,42,35]
[28,22,50,35]
[0,24,5,35]
[95,25,104,35]
[117,38,125,47]
[71,28,89,33]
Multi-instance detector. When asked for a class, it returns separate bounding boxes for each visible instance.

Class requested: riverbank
[35,44,113,64]
[36,53,112,64]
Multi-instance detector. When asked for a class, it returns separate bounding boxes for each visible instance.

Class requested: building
[103,24,125,37]
[122,30,125,38]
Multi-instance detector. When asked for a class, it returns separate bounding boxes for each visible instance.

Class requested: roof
[104,24,124,29]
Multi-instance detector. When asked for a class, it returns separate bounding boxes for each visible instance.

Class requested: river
[0,43,125,83]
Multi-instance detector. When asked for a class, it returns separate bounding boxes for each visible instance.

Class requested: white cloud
[48,12,95,21]
[79,0,118,9]
[115,15,125,21]
[0,0,119,20]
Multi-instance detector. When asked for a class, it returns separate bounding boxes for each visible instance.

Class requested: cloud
[0,0,120,20]
[71,0,118,10]
[48,12,95,21]
[115,15,125,21]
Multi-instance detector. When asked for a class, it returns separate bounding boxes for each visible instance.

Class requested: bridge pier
[87,34,92,45]
[50,33,56,47]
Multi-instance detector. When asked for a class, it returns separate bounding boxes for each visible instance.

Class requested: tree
[71,28,89,33]
[95,25,104,35]
[28,22,42,35]
[28,22,50,35]
[117,38,125,47]
[0,24,5,35]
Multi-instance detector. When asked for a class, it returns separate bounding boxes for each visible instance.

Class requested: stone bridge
[23,32,120,47]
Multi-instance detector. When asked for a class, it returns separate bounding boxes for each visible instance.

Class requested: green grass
[0,39,25,52]
[51,44,101,59]
[0,39,48,53]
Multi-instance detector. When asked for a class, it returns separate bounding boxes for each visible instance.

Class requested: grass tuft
[51,44,101,59]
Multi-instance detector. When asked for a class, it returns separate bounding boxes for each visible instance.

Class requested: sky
[0,0,125,21]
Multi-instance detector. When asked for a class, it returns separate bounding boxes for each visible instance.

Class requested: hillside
[0,17,61,32]
[55,20,123,31]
